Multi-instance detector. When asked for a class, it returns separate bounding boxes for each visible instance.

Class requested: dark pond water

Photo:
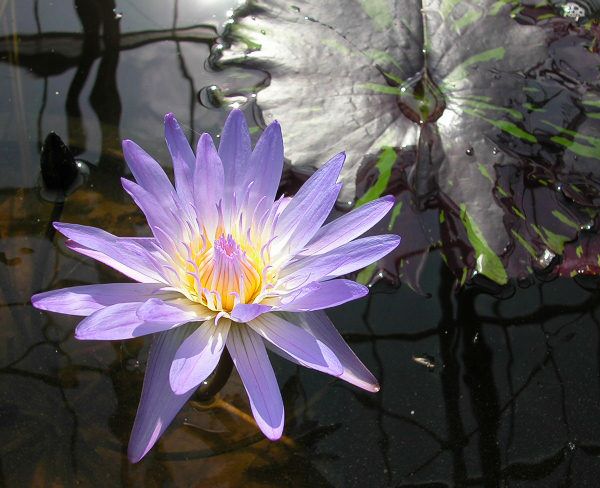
[2,0,600,486]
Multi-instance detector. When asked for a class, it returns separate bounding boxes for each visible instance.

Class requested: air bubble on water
[125,359,140,371]
[465,147,474,156]
[537,248,555,269]
[492,147,499,155]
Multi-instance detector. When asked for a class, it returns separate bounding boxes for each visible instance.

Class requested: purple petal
[136,298,211,323]
[75,302,191,340]
[31,283,167,316]
[122,139,178,212]
[230,303,272,323]
[218,109,251,194]
[121,178,180,243]
[273,153,345,255]
[280,235,400,288]
[226,326,284,440]
[282,311,379,392]
[164,113,195,202]
[302,196,395,256]
[194,133,224,232]
[248,314,343,376]
[277,184,342,257]
[244,121,283,212]
[277,279,368,312]
[128,324,197,462]
[169,318,230,394]
[56,223,166,283]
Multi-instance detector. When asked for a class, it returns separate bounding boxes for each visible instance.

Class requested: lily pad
[217,0,600,287]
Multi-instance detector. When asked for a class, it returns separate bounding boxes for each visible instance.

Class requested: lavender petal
[248,314,343,376]
[282,311,379,392]
[55,223,166,283]
[274,152,345,255]
[230,303,272,323]
[244,121,283,213]
[227,326,284,440]
[128,324,197,462]
[74,302,189,340]
[122,139,178,213]
[194,133,224,232]
[302,195,395,256]
[164,113,195,202]
[277,279,368,312]
[218,109,251,196]
[31,283,167,316]
[280,234,400,288]
[169,318,230,394]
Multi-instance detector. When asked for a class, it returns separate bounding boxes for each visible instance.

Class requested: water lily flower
[31,109,400,462]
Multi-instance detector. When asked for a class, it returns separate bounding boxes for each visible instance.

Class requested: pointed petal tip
[30,293,43,309]
[127,444,147,464]
[164,112,176,123]
[371,383,381,393]
[263,426,284,441]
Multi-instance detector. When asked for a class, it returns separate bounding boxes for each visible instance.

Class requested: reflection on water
[1,0,600,486]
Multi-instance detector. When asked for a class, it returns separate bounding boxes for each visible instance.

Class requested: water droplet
[472,332,479,344]
[260,29,266,35]
[198,85,224,109]
[125,359,140,371]
[410,410,415,415]
[291,5,300,12]
[465,147,474,156]
[561,3,587,21]
[113,10,123,20]
[537,249,555,269]
[492,147,499,155]
[567,440,576,451]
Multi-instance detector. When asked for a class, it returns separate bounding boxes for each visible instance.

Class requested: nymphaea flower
[32,110,400,462]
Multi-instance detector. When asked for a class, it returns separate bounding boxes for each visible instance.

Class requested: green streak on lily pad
[441,0,461,18]
[322,38,352,56]
[365,49,403,73]
[511,229,537,258]
[512,206,526,220]
[552,210,580,230]
[454,7,483,31]
[531,224,570,254]
[550,136,600,159]
[477,163,494,184]
[588,113,600,120]
[464,108,537,142]
[358,0,392,30]
[583,98,600,108]
[388,201,403,231]
[445,47,505,84]
[459,203,508,284]
[576,245,584,258]
[355,147,397,207]
[358,83,401,95]
[439,209,446,224]
[461,97,523,120]
[490,0,519,15]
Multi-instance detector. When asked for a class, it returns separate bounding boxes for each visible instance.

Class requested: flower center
[186,234,263,312]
